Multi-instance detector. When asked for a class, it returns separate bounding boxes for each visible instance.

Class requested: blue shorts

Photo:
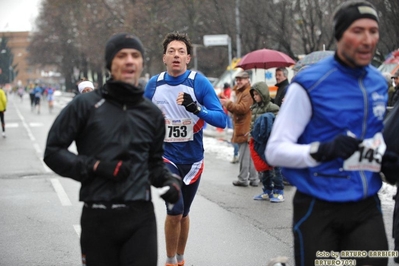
[164,162,201,217]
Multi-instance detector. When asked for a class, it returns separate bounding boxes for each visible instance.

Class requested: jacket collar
[333,52,369,77]
[276,79,289,88]
[101,79,144,104]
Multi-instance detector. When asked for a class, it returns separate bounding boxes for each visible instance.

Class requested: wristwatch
[193,105,201,115]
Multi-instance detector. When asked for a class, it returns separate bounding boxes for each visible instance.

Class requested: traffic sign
[203,34,230,46]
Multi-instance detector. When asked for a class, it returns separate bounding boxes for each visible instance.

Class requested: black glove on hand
[95,160,131,182]
[311,135,361,162]
[160,174,182,204]
[381,151,399,184]
[182,93,199,114]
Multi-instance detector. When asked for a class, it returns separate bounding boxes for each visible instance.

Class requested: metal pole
[228,36,233,84]
[235,0,241,58]
[9,56,12,83]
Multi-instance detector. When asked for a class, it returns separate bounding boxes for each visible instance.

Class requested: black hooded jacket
[273,79,289,107]
[44,79,171,202]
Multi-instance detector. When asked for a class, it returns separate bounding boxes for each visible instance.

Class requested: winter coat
[249,82,279,132]
[388,84,396,106]
[273,79,289,107]
[249,113,275,171]
[44,79,172,202]
[391,85,399,106]
[225,82,253,143]
[0,89,7,111]
[248,82,279,171]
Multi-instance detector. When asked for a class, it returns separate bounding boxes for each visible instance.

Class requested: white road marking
[6,123,19,128]
[12,101,51,173]
[73,224,81,237]
[50,178,72,206]
[14,105,35,141]
[29,122,44,127]
[33,143,41,153]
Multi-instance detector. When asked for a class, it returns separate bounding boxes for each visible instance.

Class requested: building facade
[1,31,61,89]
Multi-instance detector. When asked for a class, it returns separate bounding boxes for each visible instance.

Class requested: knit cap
[78,81,94,93]
[333,0,378,41]
[105,33,145,70]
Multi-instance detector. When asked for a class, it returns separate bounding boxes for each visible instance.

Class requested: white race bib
[343,132,386,172]
[164,118,194,142]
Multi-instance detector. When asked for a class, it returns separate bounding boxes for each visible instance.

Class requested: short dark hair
[162,32,192,55]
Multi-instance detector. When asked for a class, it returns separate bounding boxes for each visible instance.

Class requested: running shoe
[270,189,285,203]
[230,156,239,164]
[253,190,272,200]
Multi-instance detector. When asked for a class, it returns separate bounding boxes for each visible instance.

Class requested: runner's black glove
[311,135,361,162]
[94,160,131,182]
[160,174,182,204]
[381,151,399,185]
[182,93,200,114]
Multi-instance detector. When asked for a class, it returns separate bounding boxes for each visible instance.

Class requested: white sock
[166,256,177,264]
[177,254,184,263]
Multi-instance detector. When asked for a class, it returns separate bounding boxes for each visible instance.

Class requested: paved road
[0,92,397,265]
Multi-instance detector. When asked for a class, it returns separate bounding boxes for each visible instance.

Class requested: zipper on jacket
[358,75,368,140]
[123,104,127,111]
[358,75,369,198]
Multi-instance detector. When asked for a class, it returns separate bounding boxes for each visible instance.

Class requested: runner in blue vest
[266,1,399,265]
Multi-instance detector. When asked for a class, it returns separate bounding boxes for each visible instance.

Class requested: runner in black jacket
[44,33,181,266]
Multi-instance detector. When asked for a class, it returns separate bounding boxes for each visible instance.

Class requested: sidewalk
[203,124,233,142]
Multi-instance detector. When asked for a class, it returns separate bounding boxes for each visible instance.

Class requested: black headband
[333,1,379,41]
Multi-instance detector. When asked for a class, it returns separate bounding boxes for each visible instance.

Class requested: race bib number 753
[164,118,194,142]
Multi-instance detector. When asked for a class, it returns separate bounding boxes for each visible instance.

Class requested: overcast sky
[0,0,43,32]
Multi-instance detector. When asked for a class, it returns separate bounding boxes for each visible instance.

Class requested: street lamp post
[0,49,12,84]
[8,56,12,84]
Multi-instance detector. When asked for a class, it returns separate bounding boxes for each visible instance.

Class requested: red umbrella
[236,48,295,70]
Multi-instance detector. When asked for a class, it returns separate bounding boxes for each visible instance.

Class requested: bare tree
[27,0,399,89]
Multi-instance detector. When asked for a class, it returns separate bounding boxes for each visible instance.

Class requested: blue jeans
[232,143,239,157]
[260,167,284,191]
[226,114,233,129]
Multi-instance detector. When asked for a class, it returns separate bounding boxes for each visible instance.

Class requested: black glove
[95,160,131,182]
[182,93,200,114]
[381,151,399,184]
[160,174,182,204]
[311,135,361,162]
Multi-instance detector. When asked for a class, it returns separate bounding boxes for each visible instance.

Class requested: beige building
[1,31,60,88]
